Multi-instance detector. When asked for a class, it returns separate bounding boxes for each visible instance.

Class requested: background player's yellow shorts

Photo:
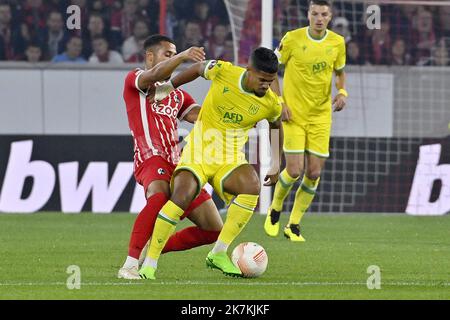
[283,121,331,158]
[173,150,248,205]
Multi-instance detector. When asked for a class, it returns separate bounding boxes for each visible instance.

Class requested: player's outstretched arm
[171,61,208,88]
[264,118,283,186]
[154,61,207,101]
[138,47,205,90]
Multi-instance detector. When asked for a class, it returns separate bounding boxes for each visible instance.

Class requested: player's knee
[171,189,196,210]
[286,166,302,179]
[242,174,261,195]
[305,170,321,181]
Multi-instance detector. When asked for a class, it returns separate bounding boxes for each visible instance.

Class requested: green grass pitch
[0,212,448,300]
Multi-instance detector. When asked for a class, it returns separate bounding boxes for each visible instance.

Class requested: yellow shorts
[283,121,331,158]
[173,146,248,205]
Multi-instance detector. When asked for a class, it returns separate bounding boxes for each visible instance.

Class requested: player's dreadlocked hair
[144,34,175,52]
[250,47,279,74]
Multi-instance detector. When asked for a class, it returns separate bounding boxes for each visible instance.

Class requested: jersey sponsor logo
[152,103,178,119]
[218,106,243,124]
[223,112,243,124]
[223,87,230,94]
[248,104,260,115]
[312,61,328,74]
[302,45,307,52]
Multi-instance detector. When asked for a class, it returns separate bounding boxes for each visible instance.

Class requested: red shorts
[135,156,211,220]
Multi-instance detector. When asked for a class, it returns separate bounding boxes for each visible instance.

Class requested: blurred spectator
[347,41,365,65]
[431,45,449,66]
[178,20,205,51]
[239,0,261,64]
[24,42,43,63]
[89,36,123,64]
[21,0,47,38]
[82,13,120,59]
[332,17,352,43]
[52,36,86,63]
[413,7,436,65]
[41,11,69,61]
[274,0,307,40]
[219,34,234,62]
[366,20,391,65]
[0,2,25,60]
[191,0,219,39]
[437,6,450,38]
[125,38,145,63]
[90,0,117,19]
[111,0,140,40]
[164,0,179,39]
[47,0,70,14]
[390,38,411,66]
[206,23,228,59]
[122,18,149,61]
[136,0,158,33]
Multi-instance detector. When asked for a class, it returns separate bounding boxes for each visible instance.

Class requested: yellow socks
[215,194,259,250]
[289,175,320,225]
[271,169,299,212]
[147,201,184,262]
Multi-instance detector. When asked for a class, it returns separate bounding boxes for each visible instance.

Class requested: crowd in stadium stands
[0,0,449,66]
[241,0,450,66]
[0,0,233,63]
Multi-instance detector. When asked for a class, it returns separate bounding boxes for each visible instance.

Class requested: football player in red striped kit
[119,34,222,279]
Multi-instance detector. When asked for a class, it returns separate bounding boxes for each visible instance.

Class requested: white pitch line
[0,281,448,287]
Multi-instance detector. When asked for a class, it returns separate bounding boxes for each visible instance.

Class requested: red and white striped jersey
[123,68,199,170]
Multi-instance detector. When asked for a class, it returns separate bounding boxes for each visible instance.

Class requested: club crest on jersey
[157,168,166,175]
[248,104,260,115]
[173,95,180,103]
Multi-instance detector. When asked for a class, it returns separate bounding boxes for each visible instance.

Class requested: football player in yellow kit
[265,0,348,241]
[140,47,283,279]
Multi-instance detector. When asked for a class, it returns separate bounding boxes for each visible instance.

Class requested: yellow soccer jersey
[185,60,282,164]
[276,27,346,124]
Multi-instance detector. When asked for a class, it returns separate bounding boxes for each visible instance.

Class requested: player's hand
[179,47,206,63]
[263,167,279,186]
[281,103,292,122]
[154,81,174,101]
[332,94,347,112]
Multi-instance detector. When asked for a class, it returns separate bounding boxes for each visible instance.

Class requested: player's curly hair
[250,47,279,74]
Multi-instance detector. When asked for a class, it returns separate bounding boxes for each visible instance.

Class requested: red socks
[128,192,168,259]
[162,227,220,253]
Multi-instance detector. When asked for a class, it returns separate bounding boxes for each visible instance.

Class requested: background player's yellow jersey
[186,60,282,163]
[276,27,346,124]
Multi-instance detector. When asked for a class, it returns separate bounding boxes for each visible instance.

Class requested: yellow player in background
[265,0,348,241]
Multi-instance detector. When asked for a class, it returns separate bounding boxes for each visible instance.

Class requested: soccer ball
[231,242,268,278]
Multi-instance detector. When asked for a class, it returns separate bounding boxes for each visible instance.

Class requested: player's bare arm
[154,61,208,101]
[183,106,201,123]
[138,47,206,91]
[270,77,292,122]
[333,69,347,112]
[264,118,283,186]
